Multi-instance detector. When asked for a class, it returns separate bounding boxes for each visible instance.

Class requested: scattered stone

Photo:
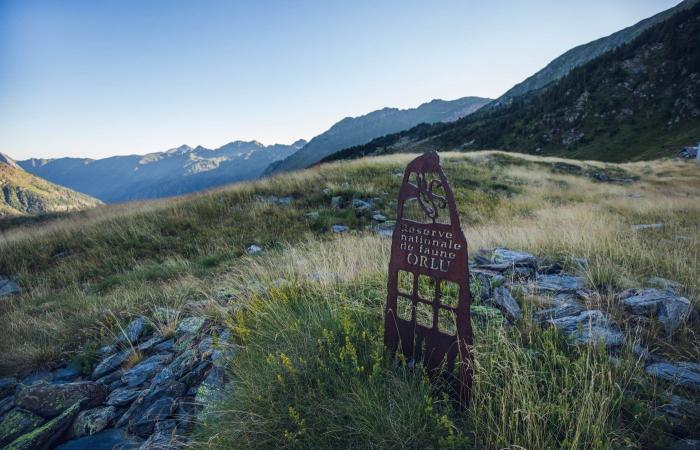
[175,317,206,338]
[304,211,319,219]
[137,335,167,353]
[322,188,332,196]
[351,199,372,211]
[69,406,117,438]
[375,221,395,237]
[535,274,586,293]
[0,377,17,398]
[533,301,584,324]
[246,245,262,255]
[631,223,664,231]
[55,428,143,450]
[107,386,144,407]
[195,367,225,405]
[0,408,44,447]
[492,248,538,267]
[646,362,700,391]
[15,381,107,418]
[21,370,53,386]
[331,224,348,233]
[620,288,695,334]
[52,364,81,383]
[119,317,147,345]
[539,262,564,275]
[168,349,199,380]
[92,350,132,379]
[331,196,343,209]
[544,310,623,348]
[371,213,387,222]
[0,276,21,298]
[122,354,173,388]
[128,396,176,436]
[154,339,175,353]
[6,401,81,450]
[486,286,521,323]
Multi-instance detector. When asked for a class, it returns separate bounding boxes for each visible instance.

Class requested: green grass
[1,151,699,448]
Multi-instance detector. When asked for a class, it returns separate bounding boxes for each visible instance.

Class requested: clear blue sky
[0,0,681,160]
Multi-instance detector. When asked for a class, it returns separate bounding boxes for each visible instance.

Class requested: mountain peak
[292,139,308,149]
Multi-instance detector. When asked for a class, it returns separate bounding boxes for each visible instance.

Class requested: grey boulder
[544,310,623,348]
[0,276,21,298]
[69,406,117,438]
[620,288,695,334]
[646,362,700,391]
[485,286,521,322]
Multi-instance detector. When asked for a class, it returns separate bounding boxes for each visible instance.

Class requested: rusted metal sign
[384,151,473,405]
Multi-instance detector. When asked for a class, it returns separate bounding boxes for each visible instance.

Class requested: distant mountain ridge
[493,0,700,107]
[265,96,491,174]
[322,0,700,163]
[1,152,101,216]
[20,140,306,203]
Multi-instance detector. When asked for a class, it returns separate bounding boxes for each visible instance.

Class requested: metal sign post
[384,151,474,406]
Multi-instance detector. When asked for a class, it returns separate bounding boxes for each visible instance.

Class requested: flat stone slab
[15,381,107,418]
[492,248,538,267]
[533,301,584,325]
[535,274,586,293]
[485,286,521,323]
[545,310,623,348]
[646,362,700,391]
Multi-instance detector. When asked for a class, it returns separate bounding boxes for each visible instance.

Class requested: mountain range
[264,96,491,175]
[323,0,700,163]
[0,153,101,216]
[19,140,306,203]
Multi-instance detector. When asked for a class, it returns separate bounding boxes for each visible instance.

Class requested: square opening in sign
[415,301,433,328]
[417,275,436,300]
[397,270,413,295]
[440,280,460,308]
[396,296,413,321]
[438,308,457,335]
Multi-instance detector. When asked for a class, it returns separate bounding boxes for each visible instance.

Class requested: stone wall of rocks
[0,315,230,449]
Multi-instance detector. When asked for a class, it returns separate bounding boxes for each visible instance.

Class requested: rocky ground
[0,313,230,449]
[0,245,698,449]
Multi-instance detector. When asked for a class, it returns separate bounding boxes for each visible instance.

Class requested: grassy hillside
[0,162,101,217]
[324,3,700,163]
[1,152,698,448]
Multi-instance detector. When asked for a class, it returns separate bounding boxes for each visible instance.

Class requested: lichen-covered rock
[175,317,206,338]
[0,396,14,416]
[0,408,44,447]
[620,288,695,334]
[69,406,117,438]
[195,367,225,405]
[5,401,80,450]
[15,381,107,418]
[136,335,166,353]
